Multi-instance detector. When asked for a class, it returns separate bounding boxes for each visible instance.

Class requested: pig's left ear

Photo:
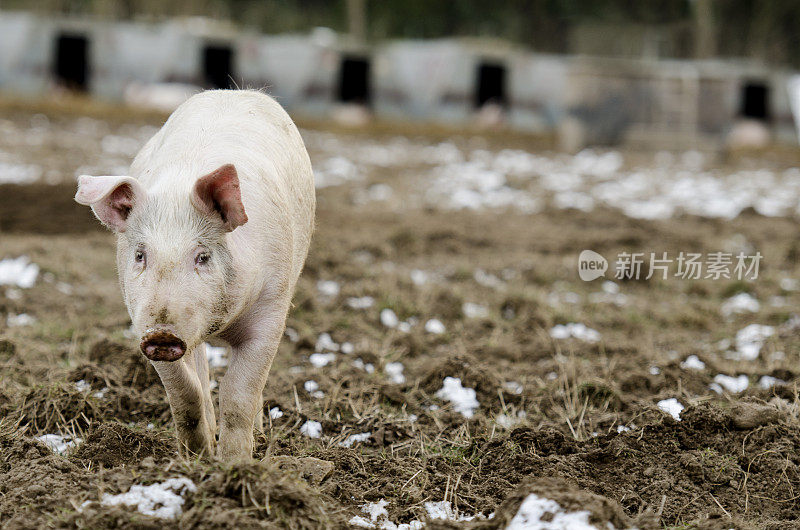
[191,164,248,232]
[75,175,145,232]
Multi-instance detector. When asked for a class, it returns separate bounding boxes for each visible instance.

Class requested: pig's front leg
[151,348,215,456]
[217,299,288,460]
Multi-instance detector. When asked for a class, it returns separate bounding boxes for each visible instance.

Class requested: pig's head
[75,164,248,362]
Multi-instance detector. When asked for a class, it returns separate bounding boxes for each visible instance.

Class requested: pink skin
[76,164,250,456]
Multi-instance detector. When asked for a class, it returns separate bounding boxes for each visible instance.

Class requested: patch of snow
[347,296,375,309]
[205,344,228,368]
[338,432,371,448]
[341,342,354,354]
[759,375,783,389]
[496,411,527,429]
[462,302,489,319]
[721,293,759,318]
[316,332,339,352]
[36,433,82,454]
[300,420,322,438]
[474,269,503,289]
[303,380,325,399]
[309,352,336,367]
[503,381,523,395]
[385,362,406,384]
[680,355,706,371]
[781,278,799,291]
[424,318,446,334]
[435,377,480,418]
[269,407,283,420]
[649,366,661,375]
[657,398,684,421]
[317,280,340,297]
[381,308,400,328]
[506,493,597,530]
[0,256,39,288]
[353,358,375,373]
[98,478,196,520]
[732,324,774,360]
[410,269,429,286]
[93,387,109,399]
[711,374,749,394]
[74,379,91,393]
[616,425,631,433]
[285,327,300,342]
[549,323,601,343]
[7,313,36,327]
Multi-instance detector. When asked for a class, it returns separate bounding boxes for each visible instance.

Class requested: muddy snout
[140,326,187,362]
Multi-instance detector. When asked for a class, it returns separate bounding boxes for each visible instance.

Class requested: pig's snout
[140,326,187,362]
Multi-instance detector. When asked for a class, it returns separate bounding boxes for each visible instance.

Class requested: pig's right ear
[74,175,145,232]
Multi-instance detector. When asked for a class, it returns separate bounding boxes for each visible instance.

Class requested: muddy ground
[1,99,800,529]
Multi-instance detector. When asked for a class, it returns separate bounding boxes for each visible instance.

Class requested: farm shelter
[563,56,797,148]
[374,38,523,125]
[236,30,344,115]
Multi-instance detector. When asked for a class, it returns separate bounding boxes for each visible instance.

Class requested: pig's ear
[74,175,145,232]
[191,164,248,232]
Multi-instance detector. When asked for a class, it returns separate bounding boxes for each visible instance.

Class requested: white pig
[75,90,315,459]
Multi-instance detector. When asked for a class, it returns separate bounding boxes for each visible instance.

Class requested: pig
[75,90,315,460]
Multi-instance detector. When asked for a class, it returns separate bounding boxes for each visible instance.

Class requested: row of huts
[0,10,797,146]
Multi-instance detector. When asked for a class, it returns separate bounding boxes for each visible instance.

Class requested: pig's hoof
[140,328,187,362]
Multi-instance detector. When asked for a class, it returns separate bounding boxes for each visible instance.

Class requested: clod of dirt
[268,455,334,485]
[181,461,346,528]
[88,339,160,390]
[728,401,784,430]
[477,477,636,529]
[0,339,15,362]
[70,422,175,467]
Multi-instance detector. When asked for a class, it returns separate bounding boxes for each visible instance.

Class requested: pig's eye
[195,252,211,266]
[134,250,146,264]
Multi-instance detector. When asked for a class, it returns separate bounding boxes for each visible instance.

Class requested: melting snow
[304,380,325,399]
[205,344,228,368]
[732,324,774,360]
[7,313,36,327]
[424,318,446,334]
[347,296,375,309]
[338,432,371,448]
[269,407,283,419]
[759,375,784,389]
[503,381,523,395]
[506,493,597,530]
[680,355,706,371]
[309,352,336,367]
[711,374,749,394]
[353,358,375,373]
[0,256,39,288]
[317,280,340,297]
[435,377,480,418]
[462,302,489,319]
[380,308,400,328]
[549,323,601,343]
[385,362,406,384]
[657,398,684,421]
[316,332,339,352]
[721,293,760,318]
[300,420,322,438]
[74,379,91,393]
[98,478,196,520]
[36,434,82,454]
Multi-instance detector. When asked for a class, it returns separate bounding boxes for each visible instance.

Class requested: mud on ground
[1,102,800,529]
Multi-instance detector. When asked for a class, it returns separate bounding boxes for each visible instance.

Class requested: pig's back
[131,89,315,288]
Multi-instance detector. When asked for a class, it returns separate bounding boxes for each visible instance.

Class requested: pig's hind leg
[217,298,289,460]
[152,348,215,456]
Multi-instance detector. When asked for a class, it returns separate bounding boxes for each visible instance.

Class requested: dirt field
[1,99,800,529]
